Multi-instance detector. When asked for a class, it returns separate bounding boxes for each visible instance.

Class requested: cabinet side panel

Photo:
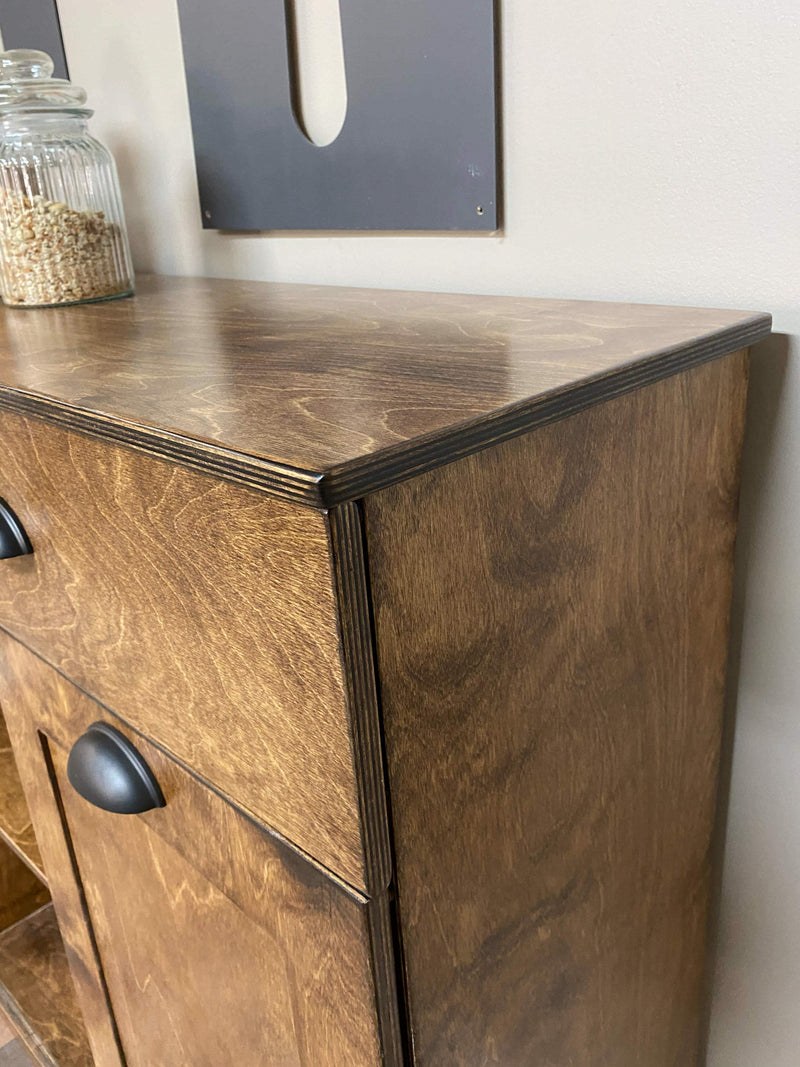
[364,352,749,1066]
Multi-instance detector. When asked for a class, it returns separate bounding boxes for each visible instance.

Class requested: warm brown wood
[0,275,766,1065]
[329,502,392,896]
[327,502,404,1060]
[0,410,370,891]
[50,746,385,1067]
[0,715,44,884]
[364,351,749,1066]
[0,638,124,1067]
[0,847,48,939]
[0,274,770,505]
[0,634,402,1067]
[0,904,91,1067]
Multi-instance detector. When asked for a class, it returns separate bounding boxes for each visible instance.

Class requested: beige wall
[56,1,800,1062]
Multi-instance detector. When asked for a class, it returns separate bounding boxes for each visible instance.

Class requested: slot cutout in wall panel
[285,0,348,147]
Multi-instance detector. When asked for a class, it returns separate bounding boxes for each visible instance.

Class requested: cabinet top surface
[0,274,770,506]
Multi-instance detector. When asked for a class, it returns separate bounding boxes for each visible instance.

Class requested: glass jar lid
[0,49,88,114]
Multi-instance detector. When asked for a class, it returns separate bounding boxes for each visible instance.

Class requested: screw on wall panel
[204,209,212,220]
[476,205,484,215]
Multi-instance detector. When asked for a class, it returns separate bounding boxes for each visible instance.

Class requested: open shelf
[0,904,91,1067]
[0,717,45,886]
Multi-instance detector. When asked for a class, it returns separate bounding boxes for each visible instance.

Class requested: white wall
[55,1,800,1062]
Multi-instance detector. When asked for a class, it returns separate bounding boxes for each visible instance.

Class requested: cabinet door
[0,634,391,1067]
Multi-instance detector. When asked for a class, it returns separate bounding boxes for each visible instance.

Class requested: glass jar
[0,49,133,308]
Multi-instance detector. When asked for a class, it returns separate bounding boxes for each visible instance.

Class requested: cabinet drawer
[0,633,400,1067]
[0,409,366,888]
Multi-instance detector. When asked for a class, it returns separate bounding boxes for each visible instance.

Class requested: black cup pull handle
[67,723,166,814]
[0,498,33,559]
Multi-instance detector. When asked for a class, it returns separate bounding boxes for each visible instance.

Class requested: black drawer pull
[67,723,166,814]
[0,498,32,559]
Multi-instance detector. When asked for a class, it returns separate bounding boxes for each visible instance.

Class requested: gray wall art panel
[0,0,68,79]
[176,0,498,231]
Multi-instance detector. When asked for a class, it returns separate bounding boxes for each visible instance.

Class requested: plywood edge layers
[0,314,770,509]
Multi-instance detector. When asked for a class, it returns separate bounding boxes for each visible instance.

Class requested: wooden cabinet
[0,276,771,1065]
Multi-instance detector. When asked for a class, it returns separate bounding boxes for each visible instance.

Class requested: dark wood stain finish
[0,637,124,1067]
[0,633,402,1067]
[0,275,766,1066]
[0,410,369,892]
[328,501,405,1063]
[0,905,91,1067]
[364,352,749,1066]
[0,275,770,506]
[0,848,48,940]
[328,502,393,895]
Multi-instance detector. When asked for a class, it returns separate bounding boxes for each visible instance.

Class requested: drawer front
[0,633,396,1067]
[0,409,365,888]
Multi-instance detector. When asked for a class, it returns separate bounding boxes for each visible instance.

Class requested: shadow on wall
[109,138,156,271]
[699,330,790,1063]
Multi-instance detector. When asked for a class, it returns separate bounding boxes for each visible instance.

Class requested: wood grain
[0,636,124,1067]
[0,274,770,505]
[0,633,403,1067]
[52,743,385,1067]
[0,904,91,1067]
[0,716,44,884]
[364,351,749,1066]
[329,502,392,896]
[0,410,370,891]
